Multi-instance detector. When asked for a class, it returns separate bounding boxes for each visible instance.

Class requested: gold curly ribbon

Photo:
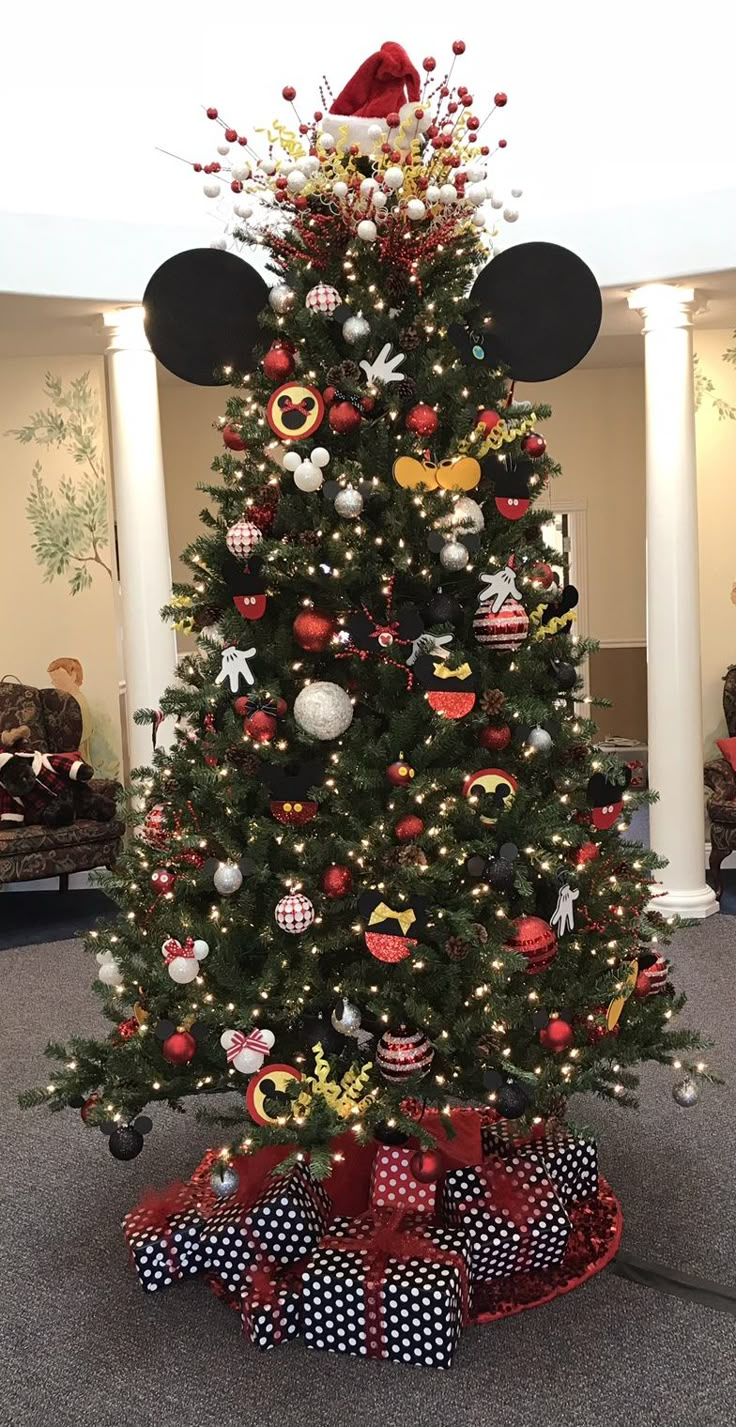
[529,602,577,641]
[294,1042,375,1119]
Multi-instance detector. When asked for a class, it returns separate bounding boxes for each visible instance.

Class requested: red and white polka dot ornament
[473,599,529,651]
[375,1025,434,1083]
[226,517,263,561]
[306,283,342,315]
[274,891,315,934]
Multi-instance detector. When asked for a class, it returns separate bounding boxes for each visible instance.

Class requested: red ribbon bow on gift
[162,936,196,964]
[224,1028,272,1064]
[321,1207,470,1359]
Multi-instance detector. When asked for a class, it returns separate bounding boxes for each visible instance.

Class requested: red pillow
[716,736,736,771]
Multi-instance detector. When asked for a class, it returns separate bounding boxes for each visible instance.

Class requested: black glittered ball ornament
[496,1080,531,1118]
[108,1126,145,1161]
[551,659,577,692]
[425,592,463,627]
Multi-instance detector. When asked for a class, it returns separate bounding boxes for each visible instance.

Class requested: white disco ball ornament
[294,682,353,739]
[372,192,387,211]
[504,207,520,223]
[203,183,221,199]
[306,283,341,315]
[343,315,371,344]
[269,284,296,315]
[275,892,315,935]
[334,486,363,519]
[214,862,243,896]
[226,518,262,561]
[360,177,377,197]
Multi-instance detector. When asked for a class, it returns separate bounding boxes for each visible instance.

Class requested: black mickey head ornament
[259,757,325,826]
[586,767,632,831]
[466,842,519,891]
[452,241,603,383]
[143,248,268,385]
[99,1114,153,1161]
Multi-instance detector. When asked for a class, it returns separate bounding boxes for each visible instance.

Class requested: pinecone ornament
[327,360,361,388]
[193,605,223,632]
[396,376,418,407]
[401,323,422,351]
[445,935,469,961]
[384,845,429,870]
[228,748,259,776]
[481,688,507,717]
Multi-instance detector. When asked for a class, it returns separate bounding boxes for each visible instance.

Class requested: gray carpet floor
[3,922,736,1427]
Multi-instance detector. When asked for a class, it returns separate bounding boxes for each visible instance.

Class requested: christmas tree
[27,39,709,1178]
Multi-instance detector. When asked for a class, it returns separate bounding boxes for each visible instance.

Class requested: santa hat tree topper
[321,41,428,155]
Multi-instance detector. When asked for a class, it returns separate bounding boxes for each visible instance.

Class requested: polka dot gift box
[123,1205,207,1293]
[206,1163,332,1297]
[440,1152,571,1282]
[241,1263,303,1351]
[481,1123,599,1208]
[370,1146,438,1216]
[301,1212,473,1370]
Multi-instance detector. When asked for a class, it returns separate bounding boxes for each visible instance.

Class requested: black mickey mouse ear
[469,242,602,382]
[191,1022,210,1044]
[133,1116,153,1136]
[143,248,268,385]
[154,1020,177,1042]
[466,854,487,879]
[499,842,519,863]
[427,532,445,554]
[483,1069,504,1090]
[533,1009,550,1031]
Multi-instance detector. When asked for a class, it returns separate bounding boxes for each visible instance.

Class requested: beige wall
[158,381,227,586]
[0,356,122,776]
[693,330,736,755]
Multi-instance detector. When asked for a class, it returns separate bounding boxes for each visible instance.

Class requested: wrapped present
[369,1145,438,1215]
[241,1262,304,1350]
[302,1210,471,1370]
[441,1153,571,1282]
[124,1200,207,1293]
[206,1163,332,1295]
[481,1122,599,1207]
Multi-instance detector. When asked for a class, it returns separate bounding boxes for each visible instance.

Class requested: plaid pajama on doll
[0,749,86,823]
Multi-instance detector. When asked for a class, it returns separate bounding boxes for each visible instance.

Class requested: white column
[627,285,718,918]
[104,307,178,770]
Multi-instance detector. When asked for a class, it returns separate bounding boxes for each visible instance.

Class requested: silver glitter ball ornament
[268,283,296,315]
[440,540,470,571]
[526,725,553,753]
[209,1163,240,1198]
[293,682,354,740]
[672,1074,700,1107]
[334,486,364,519]
[331,998,362,1035]
[342,314,371,345]
[213,862,243,896]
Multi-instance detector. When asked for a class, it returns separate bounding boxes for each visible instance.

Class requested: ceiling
[1,270,736,379]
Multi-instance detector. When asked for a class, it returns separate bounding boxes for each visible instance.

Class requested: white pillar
[627,285,718,918]
[104,307,178,771]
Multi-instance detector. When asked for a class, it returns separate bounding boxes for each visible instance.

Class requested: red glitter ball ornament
[494,92,508,107]
[406,403,439,437]
[576,842,600,867]
[423,56,436,71]
[116,1018,138,1041]
[244,710,277,742]
[479,724,512,752]
[222,423,246,451]
[540,1018,574,1053]
[452,40,466,54]
[262,343,295,383]
[530,561,555,589]
[206,107,218,119]
[522,432,547,459]
[499,138,507,149]
[329,401,362,435]
[386,759,415,787]
[225,127,238,142]
[395,814,425,843]
[409,1148,444,1183]
[162,1030,197,1066]
[504,915,558,974]
[386,111,400,128]
[282,85,296,101]
[320,864,353,898]
[293,609,336,652]
[478,408,501,433]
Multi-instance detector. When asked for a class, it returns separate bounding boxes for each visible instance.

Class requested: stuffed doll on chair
[0,725,115,827]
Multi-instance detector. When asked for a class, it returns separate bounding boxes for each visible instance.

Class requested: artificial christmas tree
[25,38,711,1351]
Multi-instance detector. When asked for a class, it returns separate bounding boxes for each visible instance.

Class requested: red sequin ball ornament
[244,711,278,743]
[406,403,439,437]
[293,610,336,652]
[477,408,501,433]
[395,814,425,843]
[262,343,295,383]
[320,864,354,899]
[479,724,512,752]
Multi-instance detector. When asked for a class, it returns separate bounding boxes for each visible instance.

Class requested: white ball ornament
[383,166,404,190]
[466,182,487,206]
[287,169,307,194]
[357,219,378,242]
[294,682,353,740]
[275,892,315,935]
[372,192,387,210]
[490,194,504,210]
[311,447,330,469]
[318,131,336,151]
[472,211,486,228]
[439,184,458,205]
[440,540,470,571]
[511,186,524,198]
[332,180,349,199]
[213,862,243,896]
[426,184,441,204]
[297,156,319,176]
[526,725,553,753]
[234,202,253,220]
[343,314,371,344]
[97,951,123,988]
[294,460,323,492]
[168,958,199,985]
[220,1026,275,1074]
[203,183,221,198]
[406,198,426,221]
[360,177,378,197]
[367,123,384,142]
[217,144,230,156]
[334,486,364,518]
[504,207,520,223]
[260,158,277,175]
[231,160,251,181]
[466,163,486,183]
[282,451,301,472]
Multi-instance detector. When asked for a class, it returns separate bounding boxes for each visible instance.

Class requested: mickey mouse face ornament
[586,768,632,831]
[266,382,325,440]
[463,768,518,825]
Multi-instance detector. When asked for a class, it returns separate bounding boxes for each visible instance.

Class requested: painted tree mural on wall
[7,372,113,594]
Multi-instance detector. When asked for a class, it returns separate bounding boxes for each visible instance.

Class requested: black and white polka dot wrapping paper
[441,1154,571,1283]
[369,1146,438,1215]
[124,1207,207,1294]
[241,1267,303,1350]
[481,1123,599,1206]
[206,1164,332,1295]
[301,1214,472,1370]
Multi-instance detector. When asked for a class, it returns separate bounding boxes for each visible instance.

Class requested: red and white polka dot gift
[370,1146,438,1215]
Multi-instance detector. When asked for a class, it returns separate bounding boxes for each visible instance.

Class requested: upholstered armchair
[704,665,736,898]
[0,681,124,888]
